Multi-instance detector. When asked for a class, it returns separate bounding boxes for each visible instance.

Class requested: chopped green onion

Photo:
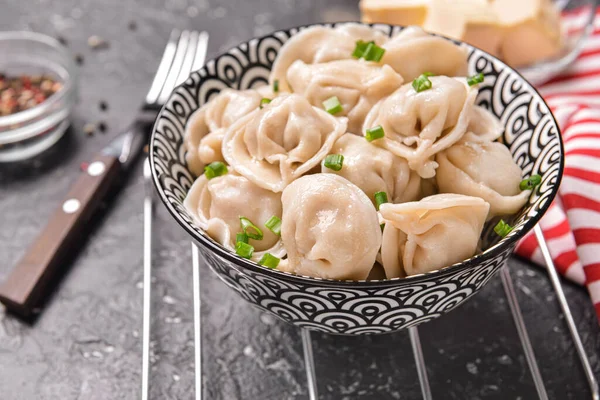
[363,42,386,62]
[352,40,371,58]
[380,223,385,232]
[323,154,344,171]
[352,40,385,62]
[260,98,271,109]
[240,217,263,240]
[467,73,484,86]
[365,125,385,142]
[265,215,282,236]
[203,161,228,179]
[374,191,388,211]
[273,79,279,93]
[412,74,432,93]
[235,241,254,259]
[258,253,280,269]
[423,72,435,77]
[323,96,343,115]
[494,219,513,238]
[236,232,249,244]
[519,174,542,191]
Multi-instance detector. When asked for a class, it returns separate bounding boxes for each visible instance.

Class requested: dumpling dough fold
[379,194,490,278]
[270,23,388,92]
[184,173,285,260]
[363,76,477,178]
[184,87,275,176]
[222,94,347,192]
[321,133,423,205]
[279,174,382,280]
[436,132,530,218]
[381,26,468,81]
[286,59,404,134]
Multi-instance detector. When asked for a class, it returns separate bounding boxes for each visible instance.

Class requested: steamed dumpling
[184,87,274,175]
[270,23,388,92]
[436,132,530,218]
[363,76,477,178]
[468,106,504,142]
[379,194,490,278]
[184,173,285,259]
[321,133,423,205]
[279,174,382,280]
[286,59,404,134]
[222,94,347,192]
[381,26,468,81]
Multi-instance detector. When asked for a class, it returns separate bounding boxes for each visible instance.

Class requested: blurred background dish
[360,0,598,84]
[0,31,77,162]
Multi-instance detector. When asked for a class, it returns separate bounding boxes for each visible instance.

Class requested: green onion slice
[467,73,484,86]
[323,96,343,115]
[519,174,542,191]
[423,72,435,77]
[273,79,279,93]
[494,219,513,238]
[363,42,385,62]
[374,191,389,211]
[352,40,371,58]
[365,125,385,142]
[203,161,228,179]
[352,40,385,61]
[323,154,344,171]
[235,241,254,259]
[258,253,280,269]
[380,223,385,232]
[236,232,249,244]
[412,74,433,93]
[265,215,282,236]
[240,217,263,240]
[260,98,271,109]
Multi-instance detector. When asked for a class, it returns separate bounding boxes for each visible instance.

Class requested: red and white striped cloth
[515,9,600,321]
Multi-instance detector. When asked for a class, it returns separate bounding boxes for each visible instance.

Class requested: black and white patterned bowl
[150,23,563,335]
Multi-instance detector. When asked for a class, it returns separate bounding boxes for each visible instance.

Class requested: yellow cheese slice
[360,0,430,26]
[358,0,563,67]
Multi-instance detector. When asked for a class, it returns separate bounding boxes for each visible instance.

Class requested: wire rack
[142,151,598,400]
[184,226,599,400]
[142,158,598,399]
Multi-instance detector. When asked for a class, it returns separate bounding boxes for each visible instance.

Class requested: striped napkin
[515,9,600,321]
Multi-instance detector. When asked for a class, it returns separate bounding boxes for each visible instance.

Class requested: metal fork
[141,29,209,400]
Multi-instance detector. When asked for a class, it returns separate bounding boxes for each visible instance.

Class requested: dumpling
[379,194,490,278]
[270,23,388,92]
[435,132,530,218]
[321,133,423,205]
[183,172,285,259]
[468,106,504,142]
[286,59,404,134]
[279,174,382,280]
[222,94,347,192]
[363,76,477,178]
[381,26,468,81]
[184,87,273,176]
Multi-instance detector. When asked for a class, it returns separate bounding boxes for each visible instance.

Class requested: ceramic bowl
[150,23,563,335]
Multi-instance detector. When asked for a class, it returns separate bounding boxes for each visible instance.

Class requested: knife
[0,117,151,316]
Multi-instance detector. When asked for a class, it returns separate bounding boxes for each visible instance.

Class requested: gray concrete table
[1,1,599,399]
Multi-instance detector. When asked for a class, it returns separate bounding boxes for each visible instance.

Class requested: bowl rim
[150,22,565,288]
[0,31,76,131]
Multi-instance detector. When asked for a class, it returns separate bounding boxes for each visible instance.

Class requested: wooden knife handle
[0,153,121,316]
